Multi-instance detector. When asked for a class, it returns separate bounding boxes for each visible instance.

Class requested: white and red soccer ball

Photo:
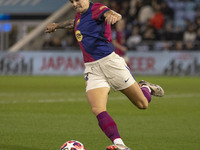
[60,140,86,150]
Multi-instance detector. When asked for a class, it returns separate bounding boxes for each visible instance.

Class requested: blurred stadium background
[0,0,200,150]
[0,0,200,76]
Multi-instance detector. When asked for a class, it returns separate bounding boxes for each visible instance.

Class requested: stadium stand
[1,0,200,51]
[109,0,200,51]
[0,0,68,14]
[0,0,70,51]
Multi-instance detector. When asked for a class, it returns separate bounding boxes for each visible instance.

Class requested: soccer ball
[60,140,86,150]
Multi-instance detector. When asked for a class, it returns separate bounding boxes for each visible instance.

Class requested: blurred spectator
[185,19,193,29]
[184,41,196,50]
[160,1,174,21]
[149,4,164,30]
[138,4,154,25]
[142,26,157,41]
[154,40,172,51]
[195,16,200,28]
[109,0,119,12]
[174,26,184,41]
[129,0,143,23]
[183,24,197,42]
[42,35,62,50]
[162,41,172,51]
[154,41,164,51]
[112,19,128,62]
[129,0,139,16]
[144,0,155,6]
[42,34,54,49]
[62,35,74,49]
[52,37,62,48]
[126,25,142,49]
[174,41,184,51]
[61,30,79,50]
[161,23,175,41]
[196,27,200,49]
[196,27,200,41]
[120,0,130,18]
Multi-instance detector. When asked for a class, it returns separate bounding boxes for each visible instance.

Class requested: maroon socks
[141,87,152,103]
[96,111,121,142]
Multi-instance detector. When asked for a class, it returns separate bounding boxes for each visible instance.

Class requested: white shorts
[84,52,135,92]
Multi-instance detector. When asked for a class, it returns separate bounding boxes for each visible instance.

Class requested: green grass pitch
[0,76,200,150]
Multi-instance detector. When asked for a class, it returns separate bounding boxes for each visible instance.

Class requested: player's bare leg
[120,82,149,109]
[86,87,109,116]
[121,80,164,109]
[86,87,128,149]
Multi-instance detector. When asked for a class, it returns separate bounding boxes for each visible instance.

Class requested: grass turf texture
[0,76,200,150]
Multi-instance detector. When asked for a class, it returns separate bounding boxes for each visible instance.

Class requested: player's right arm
[45,19,75,33]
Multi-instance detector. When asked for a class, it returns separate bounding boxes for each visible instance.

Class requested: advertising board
[0,51,199,76]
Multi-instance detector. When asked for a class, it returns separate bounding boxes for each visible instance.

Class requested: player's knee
[136,99,148,109]
[138,102,148,109]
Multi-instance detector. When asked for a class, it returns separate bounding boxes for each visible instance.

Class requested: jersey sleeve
[91,3,110,21]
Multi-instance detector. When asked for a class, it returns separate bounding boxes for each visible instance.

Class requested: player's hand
[105,13,118,25]
[45,23,58,33]
[104,10,122,25]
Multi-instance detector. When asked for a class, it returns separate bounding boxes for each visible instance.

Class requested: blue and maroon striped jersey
[74,2,115,63]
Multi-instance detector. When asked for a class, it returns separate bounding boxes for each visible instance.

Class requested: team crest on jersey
[75,30,83,42]
[77,19,80,26]
[100,5,107,10]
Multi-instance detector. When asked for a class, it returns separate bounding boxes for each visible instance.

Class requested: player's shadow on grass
[0,144,46,150]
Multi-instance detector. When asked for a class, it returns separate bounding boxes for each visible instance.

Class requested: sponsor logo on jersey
[75,30,83,42]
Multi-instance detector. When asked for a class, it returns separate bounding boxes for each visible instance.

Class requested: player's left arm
[103,10,122,25]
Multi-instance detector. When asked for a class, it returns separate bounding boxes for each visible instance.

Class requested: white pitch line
[0,92,85,97]
[161,93,200,98]
[0,93,200,104]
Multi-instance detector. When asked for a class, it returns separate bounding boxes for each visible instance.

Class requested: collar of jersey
[79,2,93,17]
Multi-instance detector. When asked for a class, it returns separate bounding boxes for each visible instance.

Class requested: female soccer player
[45,0,164,150]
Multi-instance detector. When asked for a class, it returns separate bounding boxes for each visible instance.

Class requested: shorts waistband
[84,52,117,66]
